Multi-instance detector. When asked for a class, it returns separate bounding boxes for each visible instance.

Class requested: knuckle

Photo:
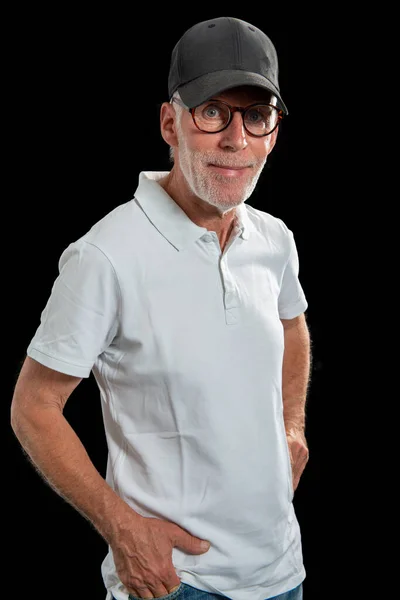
[128,576,149,590]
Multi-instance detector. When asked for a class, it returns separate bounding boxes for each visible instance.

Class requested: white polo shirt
[27,171,308,600]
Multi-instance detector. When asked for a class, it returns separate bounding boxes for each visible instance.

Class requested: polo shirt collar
[134,171,254,251]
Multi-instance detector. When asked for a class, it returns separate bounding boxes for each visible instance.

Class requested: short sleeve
[27,240,120,378]
[278,230,308,319]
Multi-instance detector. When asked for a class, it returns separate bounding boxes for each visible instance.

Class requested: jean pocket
[129,582,183,600]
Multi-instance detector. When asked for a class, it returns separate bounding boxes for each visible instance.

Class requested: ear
[266,126,279,156]
[160,102,179,148]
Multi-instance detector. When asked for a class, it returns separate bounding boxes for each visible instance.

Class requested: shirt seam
[28,347,92,370]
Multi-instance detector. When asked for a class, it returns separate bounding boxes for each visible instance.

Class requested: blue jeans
[116,581,303,600]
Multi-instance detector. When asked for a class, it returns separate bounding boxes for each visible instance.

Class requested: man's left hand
[286,427,309,492]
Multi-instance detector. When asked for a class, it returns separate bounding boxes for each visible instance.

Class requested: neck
[158,167,237,243]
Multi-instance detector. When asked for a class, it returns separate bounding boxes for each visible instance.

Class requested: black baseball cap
[168,17,288,115]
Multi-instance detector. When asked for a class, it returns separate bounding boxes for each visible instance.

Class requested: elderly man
[11,16,311,600]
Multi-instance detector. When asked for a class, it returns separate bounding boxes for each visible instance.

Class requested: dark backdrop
[6,12,324,600]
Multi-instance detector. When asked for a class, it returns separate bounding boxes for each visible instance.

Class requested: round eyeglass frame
[172,97,283,137]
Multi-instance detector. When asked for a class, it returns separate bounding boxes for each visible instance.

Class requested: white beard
[175,124,267,215]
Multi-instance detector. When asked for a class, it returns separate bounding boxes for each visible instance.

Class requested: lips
[209,164,249,169]
[208,163,251,178]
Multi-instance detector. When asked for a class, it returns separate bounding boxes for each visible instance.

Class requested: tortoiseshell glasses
[172,97,283,137]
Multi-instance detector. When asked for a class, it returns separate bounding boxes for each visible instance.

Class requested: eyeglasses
[171,97,283,137]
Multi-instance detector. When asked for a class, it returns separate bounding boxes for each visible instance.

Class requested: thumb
[170,524,211,554]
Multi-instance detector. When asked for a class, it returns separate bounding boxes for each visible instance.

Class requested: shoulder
[60,199,144,268]
[84,200,137,245]
[245,204,293,255]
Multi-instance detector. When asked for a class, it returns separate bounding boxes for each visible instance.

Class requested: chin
[203,196,245,212]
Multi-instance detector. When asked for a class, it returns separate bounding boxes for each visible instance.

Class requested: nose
[218,111,248,151]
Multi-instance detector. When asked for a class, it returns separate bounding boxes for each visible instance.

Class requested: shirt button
[203,234,212,242]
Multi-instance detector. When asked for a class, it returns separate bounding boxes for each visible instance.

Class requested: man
[11,16,311,600]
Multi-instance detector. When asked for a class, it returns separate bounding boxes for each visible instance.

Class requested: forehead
[211,85,275,105]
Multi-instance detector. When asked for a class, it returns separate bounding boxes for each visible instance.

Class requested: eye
[246,108,264,123]
[201,103,224,120]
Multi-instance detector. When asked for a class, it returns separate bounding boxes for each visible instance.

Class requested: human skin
[159,85,279,252]
[281,314,311,491]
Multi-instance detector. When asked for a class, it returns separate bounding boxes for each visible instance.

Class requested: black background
[6,11,326,600]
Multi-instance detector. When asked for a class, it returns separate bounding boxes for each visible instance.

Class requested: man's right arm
[10,356,142,544]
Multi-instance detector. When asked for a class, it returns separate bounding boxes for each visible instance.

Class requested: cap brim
[177,69,288,115]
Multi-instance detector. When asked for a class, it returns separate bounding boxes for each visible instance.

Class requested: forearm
[11,405,139,544]
[281,315,311,433]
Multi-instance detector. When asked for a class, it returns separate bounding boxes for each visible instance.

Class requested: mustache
[207,158,256,168]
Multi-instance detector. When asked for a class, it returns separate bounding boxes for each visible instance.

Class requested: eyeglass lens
[193,101,279,135]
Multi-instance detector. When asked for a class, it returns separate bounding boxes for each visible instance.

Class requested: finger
[132,582,180,599]
[130,588,154,600]
[154,584,180,598]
